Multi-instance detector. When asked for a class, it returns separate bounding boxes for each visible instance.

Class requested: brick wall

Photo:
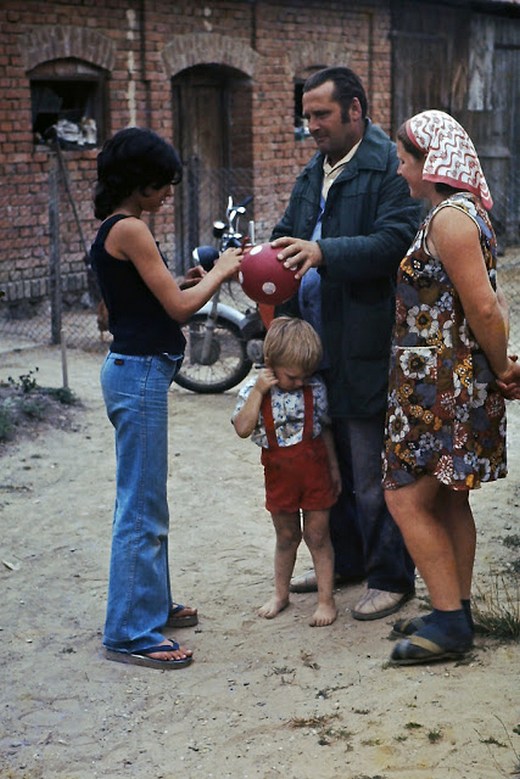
[0,0,391,310]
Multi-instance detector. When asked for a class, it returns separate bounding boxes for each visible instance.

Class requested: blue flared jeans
[101,351,182,653]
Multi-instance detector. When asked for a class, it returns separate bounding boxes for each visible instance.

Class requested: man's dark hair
[303,66,368,121]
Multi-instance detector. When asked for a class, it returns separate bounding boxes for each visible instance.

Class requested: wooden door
[173,67,229,268]
[391,1,520,245]
[172,65,253,273]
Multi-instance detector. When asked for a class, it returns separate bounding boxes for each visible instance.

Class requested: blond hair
[263,316,322,374]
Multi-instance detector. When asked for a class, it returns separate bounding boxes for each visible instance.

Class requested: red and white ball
[239,243,300,306]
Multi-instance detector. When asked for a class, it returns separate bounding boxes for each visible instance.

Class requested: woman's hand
[496,355,520,400]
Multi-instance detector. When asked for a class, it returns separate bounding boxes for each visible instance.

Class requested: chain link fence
[0,162,519,359]
[0,161,258,355]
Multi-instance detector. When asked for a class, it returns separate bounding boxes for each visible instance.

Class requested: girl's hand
[178,265,206,289]
[214,246,243,280]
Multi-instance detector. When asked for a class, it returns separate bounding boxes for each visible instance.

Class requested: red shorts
[261,435,336,514]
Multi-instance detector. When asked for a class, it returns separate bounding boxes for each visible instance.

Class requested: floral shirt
[383,193,507,490]
[233,374,330,449]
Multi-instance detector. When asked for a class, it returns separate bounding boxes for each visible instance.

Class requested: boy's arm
[322,426,342,498]
[232,368,278,438]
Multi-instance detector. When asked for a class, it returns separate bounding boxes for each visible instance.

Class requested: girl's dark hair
[303,66,368,121]
[94,127,183,220]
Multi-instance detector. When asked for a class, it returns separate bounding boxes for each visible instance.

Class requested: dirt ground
[0,341,519,779]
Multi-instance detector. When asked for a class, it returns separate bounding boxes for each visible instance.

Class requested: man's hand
[271,236,323,279]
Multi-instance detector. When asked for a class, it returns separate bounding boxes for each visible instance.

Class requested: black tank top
[90,214,186,355]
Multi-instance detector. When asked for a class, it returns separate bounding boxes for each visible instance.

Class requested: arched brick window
[294,67,324,140]
[29,58,107,148]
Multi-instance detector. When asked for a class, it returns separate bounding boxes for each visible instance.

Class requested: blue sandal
[389,624,472,666]
[391,614,431,638]
[166,603,199,629]
[104,640,193,670]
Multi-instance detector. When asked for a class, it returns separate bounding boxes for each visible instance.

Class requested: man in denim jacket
[273,66,421,620]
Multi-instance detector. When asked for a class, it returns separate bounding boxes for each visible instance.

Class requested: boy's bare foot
[258,597,289,619]
[309,602,337,627]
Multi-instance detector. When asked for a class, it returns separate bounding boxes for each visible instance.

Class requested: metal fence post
[49,156,62,344]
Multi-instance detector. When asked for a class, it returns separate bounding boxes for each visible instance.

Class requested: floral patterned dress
[383,192,507,490]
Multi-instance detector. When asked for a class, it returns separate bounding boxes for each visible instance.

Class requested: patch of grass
[0,401,15,441]
[0,368,81,449]
[42,386,77,404]
[473,576,520,640]
[289,712,353,747]
[477,717,520,778]
[290,713,338,729]
[19,396,49,420]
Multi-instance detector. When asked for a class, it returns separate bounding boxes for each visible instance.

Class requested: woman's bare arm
[105,217,241,322]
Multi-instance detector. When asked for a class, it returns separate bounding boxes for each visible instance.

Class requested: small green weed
[7,367,39,393]
[427,728,443,743]
[404,721,422,730]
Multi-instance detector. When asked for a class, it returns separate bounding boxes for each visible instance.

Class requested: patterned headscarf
[405,110,493,210]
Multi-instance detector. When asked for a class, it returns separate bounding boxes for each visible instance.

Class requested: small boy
[232,317,341,626]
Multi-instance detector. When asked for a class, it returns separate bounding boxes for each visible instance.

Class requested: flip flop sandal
[104,641,193,670]
[166,603,198,628]
[391,614,431,638]
[389,634,469,666]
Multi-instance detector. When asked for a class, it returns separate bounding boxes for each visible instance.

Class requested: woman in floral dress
[382,110,520,665]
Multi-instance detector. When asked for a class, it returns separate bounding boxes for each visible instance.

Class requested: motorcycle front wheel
[173,314,252,393]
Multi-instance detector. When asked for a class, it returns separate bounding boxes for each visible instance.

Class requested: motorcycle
[173,196,268,394]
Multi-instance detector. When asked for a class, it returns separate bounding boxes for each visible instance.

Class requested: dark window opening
[31,74,106,148]
[294,80,310,140]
